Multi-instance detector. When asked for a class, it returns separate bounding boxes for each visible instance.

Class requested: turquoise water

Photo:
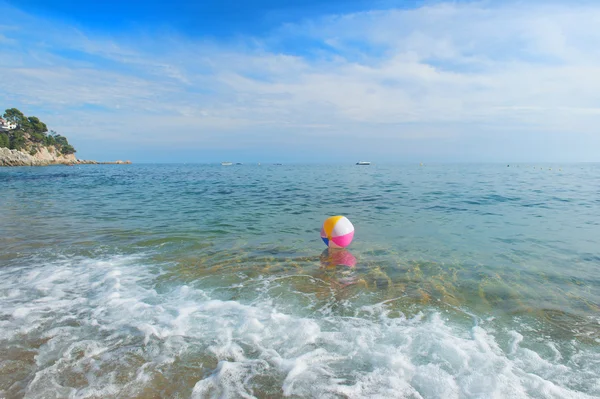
[1,163,599,398]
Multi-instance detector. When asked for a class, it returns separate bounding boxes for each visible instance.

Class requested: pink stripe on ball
[331,231,354,248]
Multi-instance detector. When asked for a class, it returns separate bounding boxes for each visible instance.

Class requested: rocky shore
[0,147,131,167]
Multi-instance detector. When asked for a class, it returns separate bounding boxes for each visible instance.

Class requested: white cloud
[0,1,599,161]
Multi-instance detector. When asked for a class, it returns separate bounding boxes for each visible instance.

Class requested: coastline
[0,147,131,167]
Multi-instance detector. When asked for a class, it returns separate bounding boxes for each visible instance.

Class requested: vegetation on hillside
[0,108,76,155]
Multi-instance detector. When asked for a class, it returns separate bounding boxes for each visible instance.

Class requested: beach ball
[321,216,354,248]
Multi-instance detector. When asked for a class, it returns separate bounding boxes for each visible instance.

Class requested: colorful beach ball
[321,216,355,248]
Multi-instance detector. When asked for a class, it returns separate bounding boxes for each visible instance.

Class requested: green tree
[61,144,76,154]
[44,134,56,146]
[53,134,76,154]
[27,116,48,135]
[54,134,69,147]
[30,132,45,142]
[3,108,27,128]
[9,131,25,150]
[0,132,9,148]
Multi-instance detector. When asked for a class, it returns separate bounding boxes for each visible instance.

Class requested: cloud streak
[0,1,599,161]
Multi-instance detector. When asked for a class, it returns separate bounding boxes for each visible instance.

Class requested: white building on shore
[0,117,17,132]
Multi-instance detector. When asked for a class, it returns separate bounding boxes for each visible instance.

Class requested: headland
[0,107,130,167]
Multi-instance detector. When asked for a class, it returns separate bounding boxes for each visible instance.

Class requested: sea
[0,163,599,399]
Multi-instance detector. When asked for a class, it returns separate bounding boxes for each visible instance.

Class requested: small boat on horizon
[356,161,371,165]
[221,162,233,166]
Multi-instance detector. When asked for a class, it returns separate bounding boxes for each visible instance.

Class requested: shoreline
[67,160,133,166]
[0,147,131,167]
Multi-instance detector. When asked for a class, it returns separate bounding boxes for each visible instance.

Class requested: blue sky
[1,0,599,163]
[11,0,397,36]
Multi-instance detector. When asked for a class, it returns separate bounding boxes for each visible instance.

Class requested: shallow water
[1,163,599,398]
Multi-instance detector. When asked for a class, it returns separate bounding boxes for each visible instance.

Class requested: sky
[1,0,599,163]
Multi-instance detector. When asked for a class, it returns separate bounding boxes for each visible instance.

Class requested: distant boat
[221,162,233,166]
[274,163,283,165]
[356,161,371,165]
[236,162,243,165]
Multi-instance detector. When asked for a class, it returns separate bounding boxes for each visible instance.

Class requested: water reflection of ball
[320,249,357,268]
[319,249,358,288]
[320,216,354,248]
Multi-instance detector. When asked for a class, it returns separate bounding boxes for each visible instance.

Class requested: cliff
[0,146,77,166]
[0,148,131,166]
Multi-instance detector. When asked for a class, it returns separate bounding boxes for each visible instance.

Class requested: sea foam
[0,255,598,398]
